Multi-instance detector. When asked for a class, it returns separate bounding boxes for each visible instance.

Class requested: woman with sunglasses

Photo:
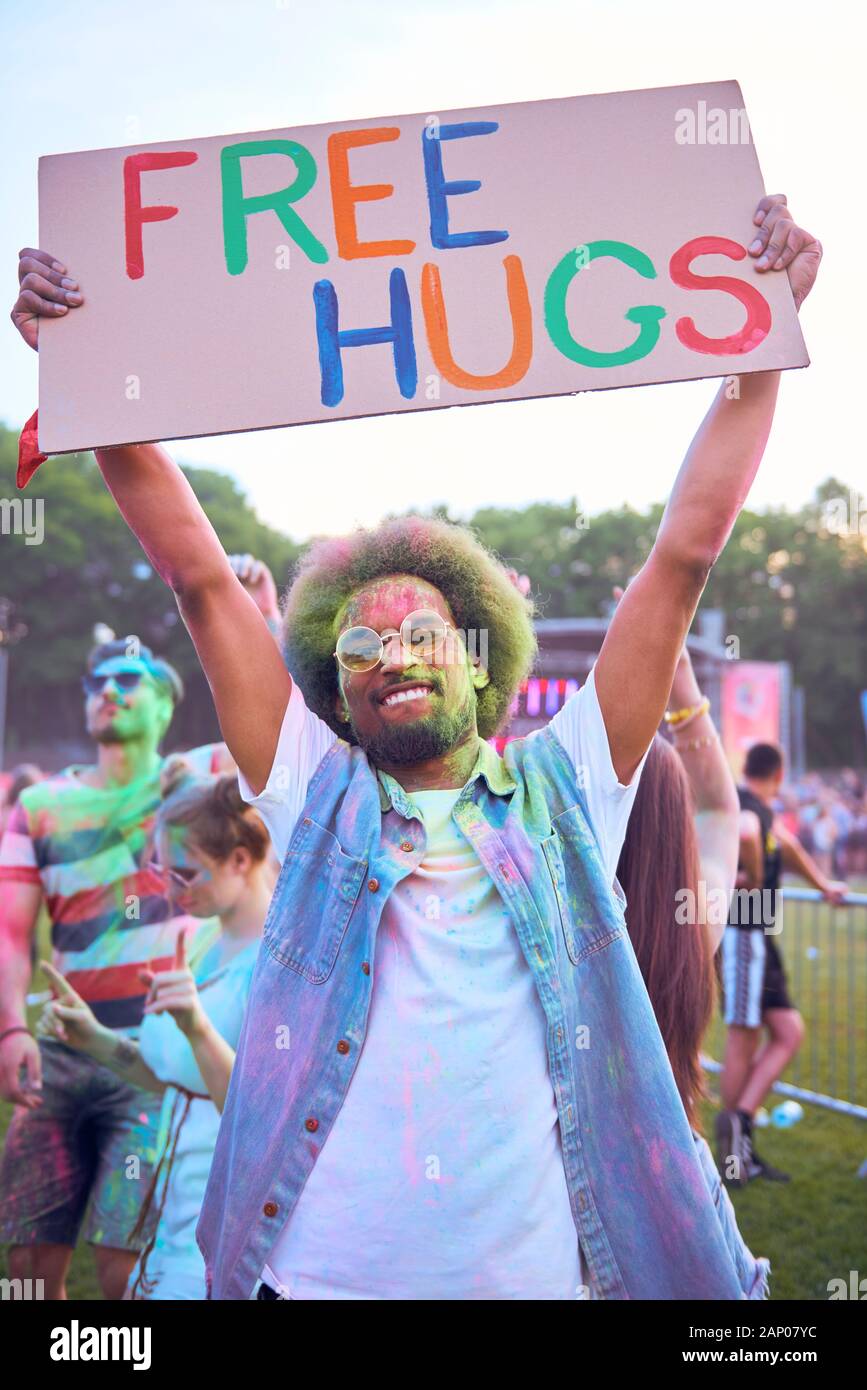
[36,760,273,1300]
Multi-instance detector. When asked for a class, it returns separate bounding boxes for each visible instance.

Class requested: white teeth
[383,686,430,707]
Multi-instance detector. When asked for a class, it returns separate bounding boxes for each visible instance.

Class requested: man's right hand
[12,248,83,350]
[0,1028,42,1109]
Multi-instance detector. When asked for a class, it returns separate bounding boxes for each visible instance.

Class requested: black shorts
[0,1039,162,1249]
[720,928,794,1027]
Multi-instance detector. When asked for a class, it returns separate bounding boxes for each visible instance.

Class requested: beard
[90,723,126,744]
[88,707,136,744]
[352,687,476,767]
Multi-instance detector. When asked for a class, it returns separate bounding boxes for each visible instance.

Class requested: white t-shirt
[239,667,646,1300]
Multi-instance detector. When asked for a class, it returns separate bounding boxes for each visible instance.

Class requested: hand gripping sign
[35,79,807,454]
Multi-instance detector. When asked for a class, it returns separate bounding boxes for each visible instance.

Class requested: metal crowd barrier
[703,887,867,1122]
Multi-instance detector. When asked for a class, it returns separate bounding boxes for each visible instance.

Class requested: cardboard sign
[37,79,808,453]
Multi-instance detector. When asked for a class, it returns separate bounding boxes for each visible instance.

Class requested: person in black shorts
[715,743,848,1186]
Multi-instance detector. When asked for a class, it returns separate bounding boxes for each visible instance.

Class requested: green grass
[2,895,865,1299]
[696,1095,867,1300]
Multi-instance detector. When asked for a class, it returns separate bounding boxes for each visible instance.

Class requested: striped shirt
[0,744,226,1033]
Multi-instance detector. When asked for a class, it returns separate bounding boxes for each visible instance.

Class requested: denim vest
[197,723,745,1300]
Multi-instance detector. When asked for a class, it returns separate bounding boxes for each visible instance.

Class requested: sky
[1,0,862,541]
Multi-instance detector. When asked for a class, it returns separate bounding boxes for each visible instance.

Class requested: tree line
[0,424,864,767]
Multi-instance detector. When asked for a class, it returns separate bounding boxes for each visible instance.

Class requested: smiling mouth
[379,683,435,709]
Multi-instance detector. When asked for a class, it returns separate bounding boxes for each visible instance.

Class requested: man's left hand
[821,880,849,906]
[749,195,823,312]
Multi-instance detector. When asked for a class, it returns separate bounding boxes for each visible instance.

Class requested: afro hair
[282,515,537,743]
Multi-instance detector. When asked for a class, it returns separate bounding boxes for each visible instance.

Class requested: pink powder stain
[399,1059,420,1186]
[332,537,353,562]
[634,1121,703,1201]
[644,1135,667,1180]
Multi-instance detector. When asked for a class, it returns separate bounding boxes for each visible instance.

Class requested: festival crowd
[0,194,849,1302]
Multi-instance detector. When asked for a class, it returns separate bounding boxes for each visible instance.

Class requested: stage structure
[493,610,793,775]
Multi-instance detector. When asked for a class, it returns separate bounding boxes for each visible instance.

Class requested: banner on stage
[37,79,809,452]
[720,661,787,776]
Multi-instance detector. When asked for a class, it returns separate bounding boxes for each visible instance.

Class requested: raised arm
[12,250,292,795]
[93,444,291,793]
[183,1023,237,1113]
[140,931,237,1111]
[666,646,739,951]
[595,194,822,784]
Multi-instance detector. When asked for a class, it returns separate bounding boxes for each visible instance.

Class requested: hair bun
[160,755,196,800]
[155,767,269,865]
[213,774,245,814]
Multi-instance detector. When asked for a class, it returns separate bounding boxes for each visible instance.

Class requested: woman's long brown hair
[615,734,717,1133]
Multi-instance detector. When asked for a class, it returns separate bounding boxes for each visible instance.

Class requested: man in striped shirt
[0,636,228,1299]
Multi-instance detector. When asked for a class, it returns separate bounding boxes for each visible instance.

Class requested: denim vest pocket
[264,816,367,983]
[540,805,625,965]
[540,832,581,964]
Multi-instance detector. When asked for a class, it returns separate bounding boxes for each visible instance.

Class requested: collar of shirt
[374,737,517,816]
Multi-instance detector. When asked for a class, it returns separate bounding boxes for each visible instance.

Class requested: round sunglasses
[146,857,206,890]
[334,608,463,674]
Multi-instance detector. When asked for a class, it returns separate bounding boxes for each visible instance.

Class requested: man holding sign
[11,188,821,1299]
